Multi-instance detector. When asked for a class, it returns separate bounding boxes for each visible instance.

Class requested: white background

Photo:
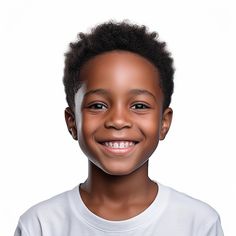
[0,0,235,235]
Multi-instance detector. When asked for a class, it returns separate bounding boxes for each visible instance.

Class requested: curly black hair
[63,20,174,110]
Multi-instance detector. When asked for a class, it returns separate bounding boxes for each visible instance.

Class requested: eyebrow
[84,88,157,101]
[129,89,157,101]
[84,89,110,97]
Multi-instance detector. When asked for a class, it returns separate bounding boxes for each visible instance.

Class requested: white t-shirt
[14,182,224,236]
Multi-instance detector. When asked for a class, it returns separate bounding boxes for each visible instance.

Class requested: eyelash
[87,103,107,110]
[130,103,150,110]
[87,102,150,110]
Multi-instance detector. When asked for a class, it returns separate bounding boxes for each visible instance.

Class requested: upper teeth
[104,141,135,148]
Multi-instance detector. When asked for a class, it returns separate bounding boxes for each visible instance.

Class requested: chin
[99,162,143,176]
[102,169,134,176]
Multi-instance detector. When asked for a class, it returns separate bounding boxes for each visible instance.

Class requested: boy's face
[65,51,172,176]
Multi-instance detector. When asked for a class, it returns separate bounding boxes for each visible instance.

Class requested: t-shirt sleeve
[199,216,224,236]
[14,220,29,236]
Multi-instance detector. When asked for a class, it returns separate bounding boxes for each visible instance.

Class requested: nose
[104,105,132,130]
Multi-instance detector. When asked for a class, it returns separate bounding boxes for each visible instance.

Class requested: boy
[14,20,224,235]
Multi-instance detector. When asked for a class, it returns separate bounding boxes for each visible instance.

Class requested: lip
[98,140,139,156]
[98,137,140,142]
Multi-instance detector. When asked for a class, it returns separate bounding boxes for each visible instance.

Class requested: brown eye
[88,103,107,110]
[131,103,150,110]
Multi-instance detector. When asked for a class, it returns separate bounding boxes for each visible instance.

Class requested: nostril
[104,108,133,129]
[104,120,132,129]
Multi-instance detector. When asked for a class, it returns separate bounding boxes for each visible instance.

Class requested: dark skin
[65,51,172,220]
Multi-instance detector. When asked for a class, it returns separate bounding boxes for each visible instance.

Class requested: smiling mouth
[103,141,137,148]
[99,140,138,154]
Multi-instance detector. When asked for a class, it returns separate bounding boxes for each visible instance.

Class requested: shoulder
[159,183,221,226]
[21,188,72,218]
[18,186,77,234]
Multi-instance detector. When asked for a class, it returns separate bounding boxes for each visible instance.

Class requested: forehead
[78,50,162,99]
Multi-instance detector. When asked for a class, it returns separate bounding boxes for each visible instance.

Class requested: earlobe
[160,107,173,140]
[65,107,78,140]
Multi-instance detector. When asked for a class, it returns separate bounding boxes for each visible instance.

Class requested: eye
[87,103,107,110]
[130,103,150,110]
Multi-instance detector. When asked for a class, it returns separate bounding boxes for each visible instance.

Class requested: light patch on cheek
[74,88,85,135]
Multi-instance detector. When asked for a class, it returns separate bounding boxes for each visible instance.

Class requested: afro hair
[63,20,175,110]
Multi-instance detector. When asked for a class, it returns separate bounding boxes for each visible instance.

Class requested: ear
[160,107,173,140]
[65,107,78,140]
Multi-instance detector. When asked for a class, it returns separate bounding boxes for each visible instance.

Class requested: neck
[80,161,155,204]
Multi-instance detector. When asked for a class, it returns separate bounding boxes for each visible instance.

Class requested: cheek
[80,114,101,138]
[78,114,100,156]
[138,115,161,138]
